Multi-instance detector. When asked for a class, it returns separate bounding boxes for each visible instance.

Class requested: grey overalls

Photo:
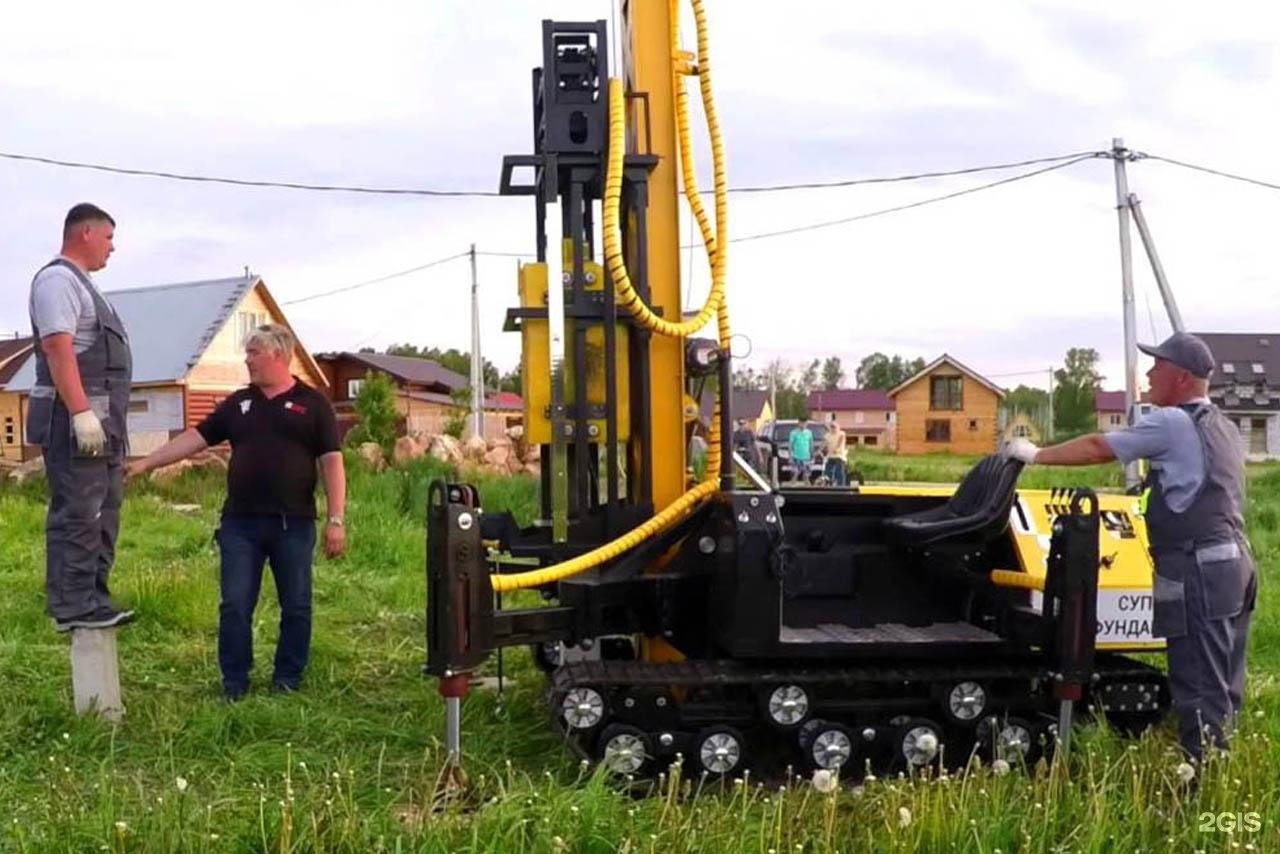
[1147,402,1258,760]
[27,259,134,622]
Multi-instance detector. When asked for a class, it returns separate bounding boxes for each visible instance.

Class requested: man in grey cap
[1005,331,1257,764]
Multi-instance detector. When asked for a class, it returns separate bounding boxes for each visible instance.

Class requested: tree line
[358,343,1111,438]
[735,348,1110,433]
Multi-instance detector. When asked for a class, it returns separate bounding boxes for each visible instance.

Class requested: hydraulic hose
[490,0,730,593]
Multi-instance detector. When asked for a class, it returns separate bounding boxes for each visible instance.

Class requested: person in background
[732,417,761,470]
[823,412,848,486]
[789,417,814,483]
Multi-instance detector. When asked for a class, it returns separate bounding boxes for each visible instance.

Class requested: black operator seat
[882,454,1025,548]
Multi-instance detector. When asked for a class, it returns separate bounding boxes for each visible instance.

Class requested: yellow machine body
[518,256,632,446]
[622,0,688,512]
[861,484,1164,652]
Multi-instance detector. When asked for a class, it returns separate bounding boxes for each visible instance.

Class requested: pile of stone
[361,426,540,477]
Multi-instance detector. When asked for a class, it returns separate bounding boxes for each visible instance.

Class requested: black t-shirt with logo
[196,379,340,518]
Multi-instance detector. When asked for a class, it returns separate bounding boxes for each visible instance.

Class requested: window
[128,399,149,413]
[237,311,268,348]
[885,412,892,422]
[347,379,365,399]
[865,435,877,447]
[925,419,951,442]
[1223,363,1235,374]
[929,376,963,410]
[854,411,865,424]
[968,419,979,431]
[3,416,13,445]
[1109,414,1122,426]
[1251,363,1265,374]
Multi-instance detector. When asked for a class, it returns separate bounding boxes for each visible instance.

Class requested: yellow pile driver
[426,0,1166,779]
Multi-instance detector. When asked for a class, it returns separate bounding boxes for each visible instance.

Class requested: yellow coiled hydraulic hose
[490,0,729,593]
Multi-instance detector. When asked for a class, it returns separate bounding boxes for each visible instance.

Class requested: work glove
[1004,438,1039,464]
[71,409,107,456]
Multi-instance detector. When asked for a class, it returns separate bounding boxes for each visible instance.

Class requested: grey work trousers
[1157,546,1257,761]
[42,404,123,621]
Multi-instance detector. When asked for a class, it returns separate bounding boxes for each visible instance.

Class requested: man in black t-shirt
[128,323,346,699]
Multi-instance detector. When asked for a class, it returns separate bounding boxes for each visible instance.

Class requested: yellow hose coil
[491,0,729,593]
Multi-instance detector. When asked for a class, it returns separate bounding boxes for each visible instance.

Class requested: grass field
[1,452,1277,852]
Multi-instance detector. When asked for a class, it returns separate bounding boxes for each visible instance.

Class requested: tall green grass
[0,452,1276,851]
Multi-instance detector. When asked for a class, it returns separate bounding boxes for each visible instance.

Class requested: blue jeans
[216,515,317,692]
[824,457,847,486]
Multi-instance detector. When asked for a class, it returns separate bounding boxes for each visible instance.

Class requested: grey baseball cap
[1137,331,1215,378]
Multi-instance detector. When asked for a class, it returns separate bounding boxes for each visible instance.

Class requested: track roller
[797,719,856,772]
[693,725,746,778]
[597,724,653,776]
[893,717,945,771]
[976,714,1038,765]
[942,680,987,725]
[560,686,607,731]
[762,684,811,729]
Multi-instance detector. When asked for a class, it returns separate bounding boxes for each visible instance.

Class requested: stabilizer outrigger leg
[425,481,492,790]
[1043,489,1101,759]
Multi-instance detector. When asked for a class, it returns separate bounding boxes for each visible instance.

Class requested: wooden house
[888,354,1004,455]
[0,337,35,462]
[315,351,522,441]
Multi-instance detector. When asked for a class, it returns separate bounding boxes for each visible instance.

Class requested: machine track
[545,654,1168,779]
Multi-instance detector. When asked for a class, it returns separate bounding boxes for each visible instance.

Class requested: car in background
[755,419,829,483]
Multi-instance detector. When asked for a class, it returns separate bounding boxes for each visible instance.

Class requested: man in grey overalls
[1006,331,1258,762]
[27,203,136,632]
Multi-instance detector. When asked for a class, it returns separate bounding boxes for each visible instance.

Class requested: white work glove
[1004,438,1039,464]
[71,409,107,456]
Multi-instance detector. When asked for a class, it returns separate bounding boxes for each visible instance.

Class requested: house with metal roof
[1197,332,1279,459]
[697,388,773,434]
[314,350,522,440]
[2,274,326,457]
[806,388,897,449]
[0,336,35,461]
[1094,390,1127,433]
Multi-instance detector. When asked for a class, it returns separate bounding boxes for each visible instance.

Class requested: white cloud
[1,0,1277,391]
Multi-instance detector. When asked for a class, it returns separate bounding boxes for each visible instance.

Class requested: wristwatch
[326,515,345,528]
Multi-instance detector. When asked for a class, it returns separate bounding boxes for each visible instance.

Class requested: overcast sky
[3,0,1278,392]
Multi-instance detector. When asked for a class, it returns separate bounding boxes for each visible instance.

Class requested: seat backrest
[948,455,1014,518]
[882,454,1025,547]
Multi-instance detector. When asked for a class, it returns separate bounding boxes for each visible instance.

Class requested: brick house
[888,354,1004,455]
[805,388,896,449]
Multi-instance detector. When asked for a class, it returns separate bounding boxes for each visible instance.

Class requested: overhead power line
[284,158,1100,304]
[1,147,1104,198]
[281,251,470,306]
[1138,152,1280,193]
[727,154,1102,244]
[0,151,501,197]
[722,151,1105,194]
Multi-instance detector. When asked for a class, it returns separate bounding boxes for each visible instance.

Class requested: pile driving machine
[426,0,1169,779]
